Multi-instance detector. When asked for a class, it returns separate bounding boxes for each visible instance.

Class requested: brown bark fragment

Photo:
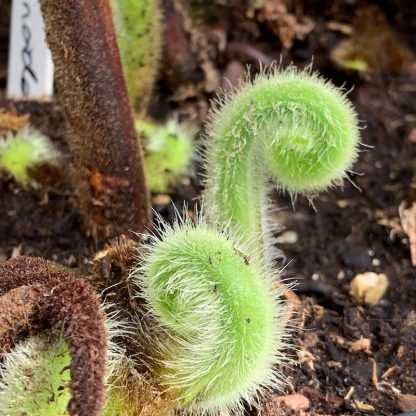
[0,256,108,416]
[398,394,416,412]
[39,0,151,245]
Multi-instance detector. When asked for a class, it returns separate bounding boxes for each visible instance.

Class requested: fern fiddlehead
[204,68,360,240]
[132,216,288,414]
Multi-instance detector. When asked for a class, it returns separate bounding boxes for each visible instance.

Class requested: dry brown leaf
[344,386,354,401]
[381,365,397,379]
[376,208,405,240]
[398,394,416,412]
[255,0,315,49]
[0,108,30,134]
[330,334,348,348]
[298,349,316,371]
[352,401,375,412]
[370,357,379,389]
[349,338,372,354]
[274,393,310,411]
[303,331,319,348]
[327,360,342,369]
[397,345,406,358]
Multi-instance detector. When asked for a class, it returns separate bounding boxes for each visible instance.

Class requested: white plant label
[7,0,54,100]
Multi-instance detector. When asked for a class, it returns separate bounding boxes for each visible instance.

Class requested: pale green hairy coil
[0,318,126,416]
[204,67,360,238]
[132,215,288,414]
[111,0,161,114]
[0,336,71,416]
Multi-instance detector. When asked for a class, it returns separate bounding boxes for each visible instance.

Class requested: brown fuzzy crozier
[0,256,108,416]
[89,235,156,369]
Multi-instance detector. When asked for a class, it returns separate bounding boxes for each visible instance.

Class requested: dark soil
[1,0,416,415]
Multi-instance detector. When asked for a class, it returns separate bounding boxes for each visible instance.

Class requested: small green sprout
[204,66,360,239]
[112,0,161,114]
[0,127,57,185]
[130,213,289,414]
[136,118,194,193]
[112,0,195,194]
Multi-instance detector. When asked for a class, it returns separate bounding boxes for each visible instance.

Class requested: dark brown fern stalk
[39,0,151,244]
[0,257,108,416]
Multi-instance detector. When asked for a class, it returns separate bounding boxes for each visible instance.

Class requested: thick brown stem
[162,0,202,88]
[39,0,151,244]
[0,257,108,416]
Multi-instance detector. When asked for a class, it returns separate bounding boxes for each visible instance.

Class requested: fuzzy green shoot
[0,127,57,185]
[131,213,289,414]
[204,67,360,239]
[136,119,194,193]
[112,0,161,114]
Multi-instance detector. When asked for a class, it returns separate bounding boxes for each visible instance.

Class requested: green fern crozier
[0,317,126,416]
[131,214,289,414]
[204,67,360,239]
